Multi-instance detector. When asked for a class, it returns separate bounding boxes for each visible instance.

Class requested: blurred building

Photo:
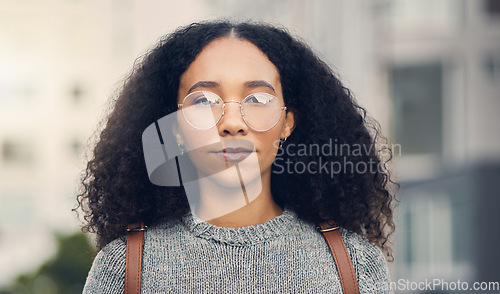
[0,0,499,291]
[378,0,500,292]
[0,0,210,286]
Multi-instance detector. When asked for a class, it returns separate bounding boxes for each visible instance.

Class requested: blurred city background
[1,0,499,293]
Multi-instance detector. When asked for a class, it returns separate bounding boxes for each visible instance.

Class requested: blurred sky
[1,0,499,289]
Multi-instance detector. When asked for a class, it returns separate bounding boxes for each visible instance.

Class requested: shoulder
[339,228,391,293]
[339,227,387,266]
[83,238,126,293]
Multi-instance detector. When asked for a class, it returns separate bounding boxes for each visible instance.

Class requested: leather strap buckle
[126,226,148,232]
[316,225,339,232]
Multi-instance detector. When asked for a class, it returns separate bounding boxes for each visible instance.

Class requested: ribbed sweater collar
[181,207,297,246]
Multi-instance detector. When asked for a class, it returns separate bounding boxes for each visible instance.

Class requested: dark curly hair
[76,20,397,258]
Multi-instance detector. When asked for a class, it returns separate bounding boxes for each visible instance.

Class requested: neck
[204,193,283,228]
[192,168,283,228]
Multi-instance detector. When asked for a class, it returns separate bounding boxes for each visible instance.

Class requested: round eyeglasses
[177,91,287,132]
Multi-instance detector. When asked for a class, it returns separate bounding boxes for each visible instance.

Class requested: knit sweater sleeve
[340,228,392,294]
[83,238,126,293]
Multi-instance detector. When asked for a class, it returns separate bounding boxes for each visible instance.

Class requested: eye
[193,96,210,105]
[245,93,273,105]
[192,93,220,106]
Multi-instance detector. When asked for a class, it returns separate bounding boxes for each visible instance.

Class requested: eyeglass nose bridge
[221,100,245,117]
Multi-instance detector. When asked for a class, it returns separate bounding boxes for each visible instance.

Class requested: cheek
[177,114,220,151]
[255,130,282,160]
[260,118,286,151]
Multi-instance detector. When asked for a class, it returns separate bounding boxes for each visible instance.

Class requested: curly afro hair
[76,20,397,258]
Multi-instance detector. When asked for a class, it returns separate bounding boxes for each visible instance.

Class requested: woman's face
[175,37,295,187]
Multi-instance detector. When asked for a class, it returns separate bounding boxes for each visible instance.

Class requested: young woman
[79,20,396,293]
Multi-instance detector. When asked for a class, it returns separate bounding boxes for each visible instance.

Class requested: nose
[217,101,249,136]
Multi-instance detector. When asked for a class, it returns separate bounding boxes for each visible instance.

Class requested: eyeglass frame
[177,91,288,132]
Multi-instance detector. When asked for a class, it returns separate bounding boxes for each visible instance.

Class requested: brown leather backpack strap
[318,221,359,294]
[125,222,147,294]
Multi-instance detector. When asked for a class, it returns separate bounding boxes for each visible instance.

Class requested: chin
[183,166,264,219]
[205,165,262,189]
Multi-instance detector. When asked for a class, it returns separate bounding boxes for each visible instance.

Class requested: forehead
[179,37,281,92]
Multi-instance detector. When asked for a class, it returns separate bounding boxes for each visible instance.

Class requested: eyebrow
[187,80,276,94]
[244,80,276,93]
[187,81,219,94]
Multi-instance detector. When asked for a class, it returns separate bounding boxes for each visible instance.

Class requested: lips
[222,147,253,153]
[212,147,254,162]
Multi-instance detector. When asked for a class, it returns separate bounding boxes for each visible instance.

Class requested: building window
[483,54,500,82]
[1,140,35,165]
[70,139,83,157]
[485,0,500,17]
[70,83,84,104]
[391,62,443,155]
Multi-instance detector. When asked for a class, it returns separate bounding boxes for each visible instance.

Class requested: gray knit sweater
[83,208,390,293]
